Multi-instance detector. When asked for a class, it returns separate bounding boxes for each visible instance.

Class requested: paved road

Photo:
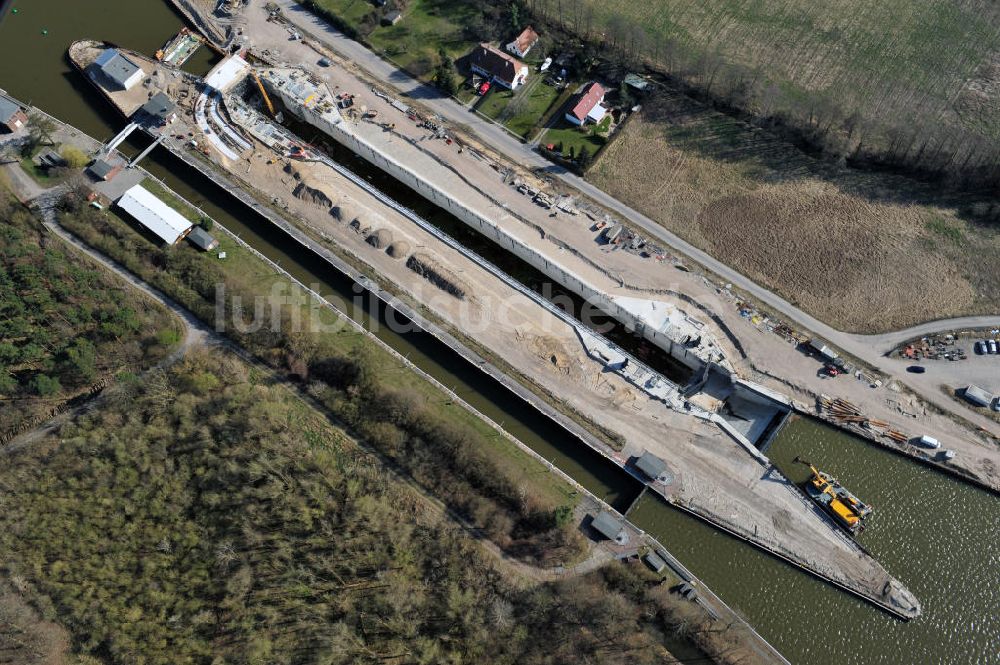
[268,0,1000,435]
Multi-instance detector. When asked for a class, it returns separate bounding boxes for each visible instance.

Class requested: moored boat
[795,457,872,534]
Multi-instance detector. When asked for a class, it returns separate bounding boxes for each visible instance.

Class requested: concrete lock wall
[328,123,709,374]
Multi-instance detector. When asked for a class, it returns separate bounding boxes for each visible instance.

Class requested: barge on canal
[796,457,873,535]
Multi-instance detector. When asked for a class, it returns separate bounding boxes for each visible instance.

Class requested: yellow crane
[251,69,276,118]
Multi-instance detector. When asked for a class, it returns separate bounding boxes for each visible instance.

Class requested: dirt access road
[232,0,1000,486]
[263,0,1000,435]
[132,38,920,615]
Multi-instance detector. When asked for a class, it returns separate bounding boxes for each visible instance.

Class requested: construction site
[61,0,1000,621]
[63,28,939,623]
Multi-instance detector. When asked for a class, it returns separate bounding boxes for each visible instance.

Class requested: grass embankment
[142,177,204,225]
[59,196,583,565]
[0,351,716,664]
[589,94,1000,333]
[0,199,180,438]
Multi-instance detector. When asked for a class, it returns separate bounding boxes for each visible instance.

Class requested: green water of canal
[2,3,999,664]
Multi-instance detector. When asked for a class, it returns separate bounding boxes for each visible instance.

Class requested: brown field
[590,93,1000,332]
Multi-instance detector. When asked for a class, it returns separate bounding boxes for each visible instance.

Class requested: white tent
[117,184,193,245]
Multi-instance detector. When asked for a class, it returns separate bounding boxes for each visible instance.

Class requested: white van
[916,435,941,449]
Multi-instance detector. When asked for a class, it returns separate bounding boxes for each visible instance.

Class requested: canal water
[2,3,999,664]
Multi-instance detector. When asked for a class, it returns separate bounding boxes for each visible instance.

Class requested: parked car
[993,398,1000,413]
[907,365,926,374]
[975,340,987,354]
[990,340,999,354]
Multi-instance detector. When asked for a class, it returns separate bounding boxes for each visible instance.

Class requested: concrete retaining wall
[326,122,710,373]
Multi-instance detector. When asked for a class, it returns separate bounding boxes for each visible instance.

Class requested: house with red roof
[506,26,540,59]
[468,43,529,90]
[565,82,607,126]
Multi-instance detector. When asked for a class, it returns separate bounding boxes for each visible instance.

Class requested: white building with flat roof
[94,48,144,91]
[117,184,193,245]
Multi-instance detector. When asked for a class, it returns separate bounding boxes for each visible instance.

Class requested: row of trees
[58,201,580,566]
[522,0,1000,191]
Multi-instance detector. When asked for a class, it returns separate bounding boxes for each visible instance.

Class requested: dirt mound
[330,202,360,223]
[527,334,575,376]
[293,180,333,208]
[366,228,393,249]
[386,240,410,259]
[284,163,302,180]
[406,253,467,299]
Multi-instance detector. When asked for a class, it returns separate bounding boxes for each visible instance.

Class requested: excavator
[794,457,872,534]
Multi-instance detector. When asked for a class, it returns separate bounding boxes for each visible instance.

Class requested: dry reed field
[590,94,1000,333]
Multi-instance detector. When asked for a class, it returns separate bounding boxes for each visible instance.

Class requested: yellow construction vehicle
[795,457,872,534]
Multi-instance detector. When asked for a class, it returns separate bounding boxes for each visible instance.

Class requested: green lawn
[505,80,562,138]
[142,177,203,225]
[476,87,512,120]
[542,122,605,158]
[310,0,479,81]
[18,146,67,186]
[477,80,565,138]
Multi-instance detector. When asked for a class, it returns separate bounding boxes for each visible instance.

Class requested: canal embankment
[2,97,792,665]
[68,36,924,621]
[6,3,999,661]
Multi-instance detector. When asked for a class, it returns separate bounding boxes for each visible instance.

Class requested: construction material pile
[818,396,909,444]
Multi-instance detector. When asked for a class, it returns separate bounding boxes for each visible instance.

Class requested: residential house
[468,43,528,90]
[94,48,144,91]
[565,82,606,126]
[506,26,539,59]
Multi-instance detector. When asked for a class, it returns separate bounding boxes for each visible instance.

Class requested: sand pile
[386,240,410,259]
[292,180,333,207]
[366,228,393,249]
